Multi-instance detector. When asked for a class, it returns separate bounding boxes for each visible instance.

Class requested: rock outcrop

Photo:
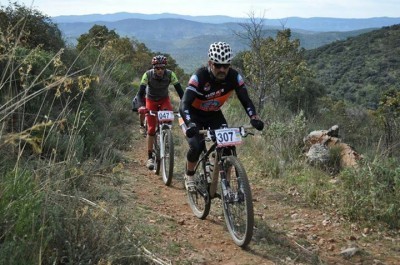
[303,125,362,169]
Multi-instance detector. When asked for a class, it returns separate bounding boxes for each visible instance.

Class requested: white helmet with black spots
[208,42,232,64]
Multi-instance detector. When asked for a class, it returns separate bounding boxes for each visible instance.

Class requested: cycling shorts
[145,97,173,136]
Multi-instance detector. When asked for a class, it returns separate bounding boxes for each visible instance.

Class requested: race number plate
[158,111,174,122]
[212,128,242,147]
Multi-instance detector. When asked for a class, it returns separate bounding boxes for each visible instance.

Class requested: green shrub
[340,159,400,228]
[0,170,45,264]
[263,110,307,174]
[0,8,155,263]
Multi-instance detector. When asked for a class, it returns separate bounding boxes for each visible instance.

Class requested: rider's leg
[146,113,156,158]
[147,135,155,158]
[160,97,173,111]
[140,113,145,127]
[139,101,146,135]
[186,161,196,173]
[145,118,156,169]
[186,133,204,173]
[145,98,158,170]
[140,98,146,124]
[145,131,156,170]
[139,113,146,135]
[184,133,205,190]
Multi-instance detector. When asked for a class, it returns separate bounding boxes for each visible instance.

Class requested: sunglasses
[154,67,165,70]
[213,63,230,69]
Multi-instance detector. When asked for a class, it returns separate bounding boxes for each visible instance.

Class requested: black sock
[148,151,152,159]
[186,170,195,176]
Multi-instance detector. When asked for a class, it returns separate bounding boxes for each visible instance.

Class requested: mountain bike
[185,124,255,247]
[141,107,176,186]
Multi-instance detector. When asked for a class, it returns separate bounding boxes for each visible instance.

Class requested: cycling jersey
[180,66,256,125]
[138,69,183,102]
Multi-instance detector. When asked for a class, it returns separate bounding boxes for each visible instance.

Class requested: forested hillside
[305,24,400,107]
[58,18,378,73]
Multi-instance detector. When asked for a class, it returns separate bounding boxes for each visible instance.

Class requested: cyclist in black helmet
[179,42,264,191]
[138,55,184,170]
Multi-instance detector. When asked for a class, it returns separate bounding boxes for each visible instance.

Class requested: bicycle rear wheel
[161,129,174,186]
[221,156,254,248]
[187,159,211,219]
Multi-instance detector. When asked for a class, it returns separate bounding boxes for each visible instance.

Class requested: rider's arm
[235,82,264,130]
[138,72,148,103]
[138,84,146,103]
[235,85,257,118]
[179,87,197,124]
[173,83,184,99]
[170,71,184,99]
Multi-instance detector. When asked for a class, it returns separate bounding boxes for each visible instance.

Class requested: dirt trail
[118,133,399,265]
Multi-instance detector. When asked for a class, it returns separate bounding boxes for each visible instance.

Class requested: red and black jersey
[180,66,257,124]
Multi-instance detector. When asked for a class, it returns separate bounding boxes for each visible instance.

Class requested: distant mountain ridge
[53,12,246,24]
[54,13,400,73]
[59,18,245,42]
[53,12,400,32]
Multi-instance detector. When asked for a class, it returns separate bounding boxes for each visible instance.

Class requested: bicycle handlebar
[138,107,179,116]
[199,125,253,134]
[199,125,255,138]
[148,110,180,116]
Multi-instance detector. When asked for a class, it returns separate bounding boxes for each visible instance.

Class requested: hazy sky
[10,0,400,18]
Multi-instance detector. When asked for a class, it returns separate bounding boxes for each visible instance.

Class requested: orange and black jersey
[179,66,257,124]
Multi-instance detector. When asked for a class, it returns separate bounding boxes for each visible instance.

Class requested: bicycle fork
[219,158,244,204]
[219,162,233,202]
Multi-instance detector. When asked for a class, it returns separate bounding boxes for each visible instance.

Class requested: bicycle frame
[156,118,173,160]
[187,124,255,247]
[195,141,218,198]
[196,125,251,198]
[146,108,177,185]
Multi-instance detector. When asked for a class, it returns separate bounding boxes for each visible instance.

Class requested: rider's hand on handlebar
[186,122,198,138]
[250,116,264,131]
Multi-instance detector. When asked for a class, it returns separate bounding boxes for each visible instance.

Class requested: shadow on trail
[249,219,325,265]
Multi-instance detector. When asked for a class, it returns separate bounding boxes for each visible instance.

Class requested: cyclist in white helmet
[179,42,264,191]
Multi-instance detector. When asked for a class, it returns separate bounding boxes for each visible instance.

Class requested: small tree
[0,2,64,52]
[76,25,119,52]
[237,13,324,114]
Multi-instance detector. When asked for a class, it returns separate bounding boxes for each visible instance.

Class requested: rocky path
[117,134,399,265]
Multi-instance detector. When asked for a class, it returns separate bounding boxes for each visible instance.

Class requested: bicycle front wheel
[187,159,211,219]
[221,156,254,248]
[161,129,174,186]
